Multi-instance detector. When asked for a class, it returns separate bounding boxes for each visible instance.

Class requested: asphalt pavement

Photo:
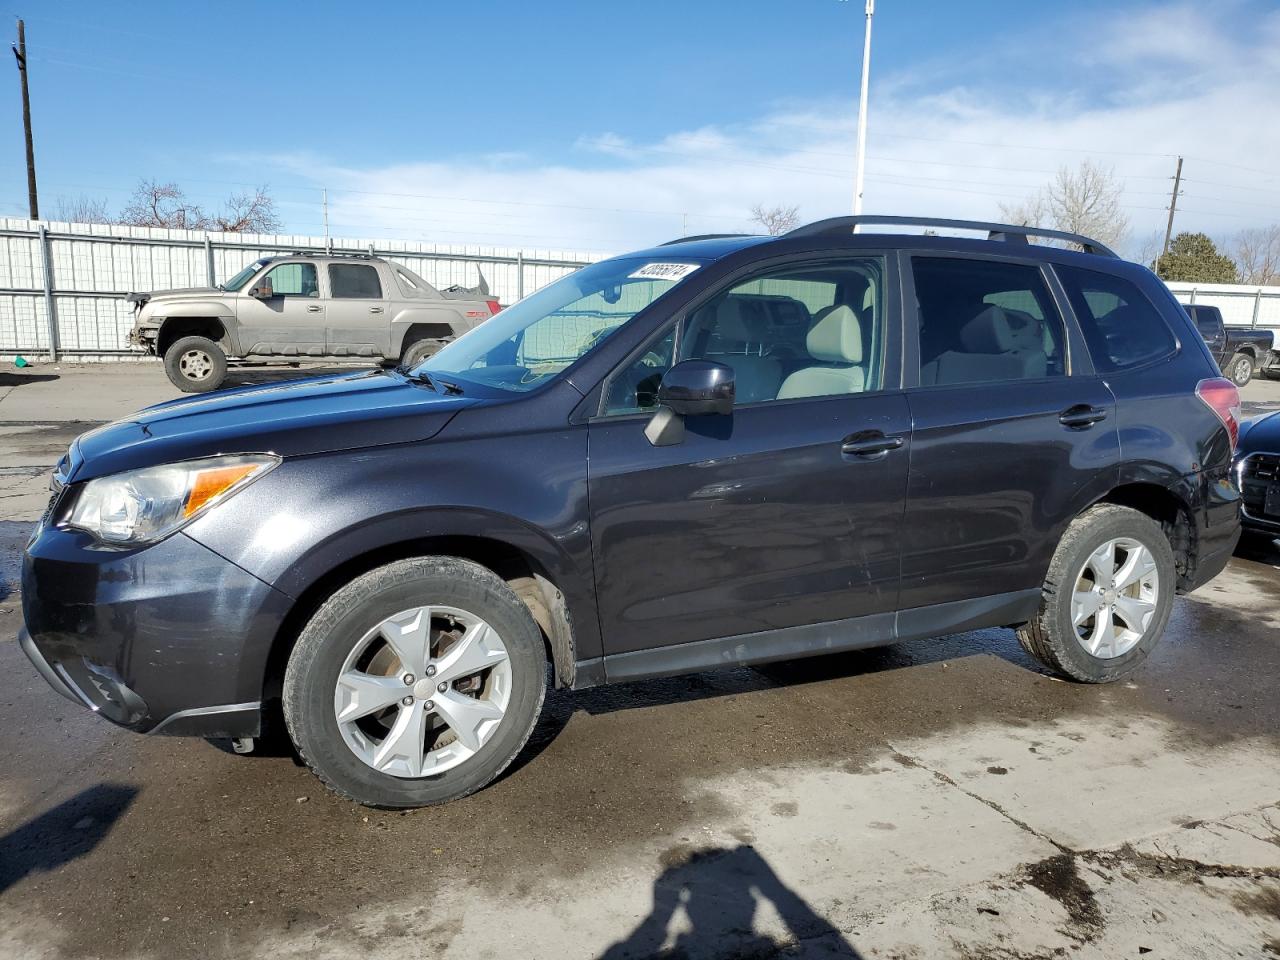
[1,360,1278,960]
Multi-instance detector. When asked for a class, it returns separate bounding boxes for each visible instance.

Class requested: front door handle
[306,304,322,313]
[1059,404,1108,429]
[369,307,384,314]
[841,433,905,458]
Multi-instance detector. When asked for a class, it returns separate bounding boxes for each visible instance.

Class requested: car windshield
[419,257,703,392]
[220,259,270,292]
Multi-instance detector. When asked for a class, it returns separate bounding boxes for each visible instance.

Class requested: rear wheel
[400,337,449,370]
[1017,504,1175,683]
[283,557,547,807]
[164,335,227,392]
[1227,352,1254,387]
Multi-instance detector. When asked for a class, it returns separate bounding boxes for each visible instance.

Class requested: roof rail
[782,216,1119,258]
[284,250,379,260]
[659,233,753,246]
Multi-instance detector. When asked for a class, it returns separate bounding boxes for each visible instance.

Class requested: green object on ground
[13,356,28,368]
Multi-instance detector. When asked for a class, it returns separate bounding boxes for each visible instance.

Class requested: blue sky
[5,0,1280,253]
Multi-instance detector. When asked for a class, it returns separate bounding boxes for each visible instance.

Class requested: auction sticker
[629,262,701,282]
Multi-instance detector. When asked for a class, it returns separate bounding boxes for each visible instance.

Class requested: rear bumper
[1181,469,1241,593]
[21,525,290,736]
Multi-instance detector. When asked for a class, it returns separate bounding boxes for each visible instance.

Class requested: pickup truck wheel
[164,336,227,393]
[1016,504,1175,683]
[400,337,449,370]
[283,557,547,808]
[1227,352,1254,387]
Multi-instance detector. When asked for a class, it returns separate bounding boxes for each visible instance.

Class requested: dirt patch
[1022,854,1104,941]
[1233,884,1280,920]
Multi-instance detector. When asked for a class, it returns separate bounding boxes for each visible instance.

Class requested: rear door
[325,261,390,358]
[1187,306,1227,363]
[586,253,911,668]
[236,260,326,356]
[898,252,1119,619]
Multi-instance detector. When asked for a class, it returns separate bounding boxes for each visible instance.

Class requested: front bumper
[126,326,159,355]
[21,522,292,736]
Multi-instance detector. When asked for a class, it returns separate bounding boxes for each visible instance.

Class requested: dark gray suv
[22,216,1242,807]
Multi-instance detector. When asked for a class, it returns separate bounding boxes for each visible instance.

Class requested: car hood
[67,370,477,482]
[1238,409,1280,453]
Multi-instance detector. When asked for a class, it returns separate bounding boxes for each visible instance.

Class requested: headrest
[714,299,758,343]
[960,305,1019,353]
[806,305,863,363]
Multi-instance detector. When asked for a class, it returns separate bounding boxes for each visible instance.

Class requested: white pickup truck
[127,252,501,392]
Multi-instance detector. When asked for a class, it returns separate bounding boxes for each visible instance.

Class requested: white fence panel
[0,218,605,357]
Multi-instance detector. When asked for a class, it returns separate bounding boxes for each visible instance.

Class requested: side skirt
[573,588,1042,688]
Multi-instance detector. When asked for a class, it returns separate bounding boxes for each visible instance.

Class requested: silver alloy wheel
[333,605,512,778]
[1070,537,1160,659]
[1233,356,1252,385]
[178,349,214,382]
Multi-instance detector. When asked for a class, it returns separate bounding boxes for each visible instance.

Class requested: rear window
[1056,266,1177,372]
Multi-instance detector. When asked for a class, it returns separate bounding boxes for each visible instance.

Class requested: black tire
[1261,367,1280,382]
[164,335,227,392]
[400,337,449,370]
[283,557,547,808]
[1016,504,1175,683]
[1226,352,1254,387]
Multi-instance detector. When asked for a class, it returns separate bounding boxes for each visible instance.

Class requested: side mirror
[645,359,735,447]
[657,359,735,417]
[249,280,273,299]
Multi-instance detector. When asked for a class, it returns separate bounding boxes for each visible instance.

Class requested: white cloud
[243,2,1280,258]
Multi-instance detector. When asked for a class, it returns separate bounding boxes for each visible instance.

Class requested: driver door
[236,260,326,356]
[585,254,911,673]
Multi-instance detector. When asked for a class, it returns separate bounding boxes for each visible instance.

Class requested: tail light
[485,299,502,316]
[1196,377,1241,449]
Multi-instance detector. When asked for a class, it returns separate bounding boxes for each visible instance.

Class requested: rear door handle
[841,433,905,457]
[369,307,384,314]
[1059,404,1108,428]
[306,304,322,313]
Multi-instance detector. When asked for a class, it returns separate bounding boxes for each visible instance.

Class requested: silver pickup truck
[127,252,501,392]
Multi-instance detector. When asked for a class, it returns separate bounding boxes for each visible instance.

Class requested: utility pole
[1161,155,1183,257]
[12,18,39,219]
[852,0,874,220]
[322,187,329,241]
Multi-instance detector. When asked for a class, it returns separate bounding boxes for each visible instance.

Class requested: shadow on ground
[597,844,863,959]
[0,784,138,895]
[0,372,59,387]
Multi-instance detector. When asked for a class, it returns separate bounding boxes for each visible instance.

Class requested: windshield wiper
[403,368,438,391]
[435,378,465,395]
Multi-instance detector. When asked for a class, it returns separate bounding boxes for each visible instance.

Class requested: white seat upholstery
[777,305,866,399]
[713,299,783,404]
[921,305,1048,385]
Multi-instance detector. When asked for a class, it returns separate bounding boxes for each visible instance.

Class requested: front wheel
[164,335,227,392]
[283,557,547,808]
[1017,504,1175,683]
[1227,352,1254,387]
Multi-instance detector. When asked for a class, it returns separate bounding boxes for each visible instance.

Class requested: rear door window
[329,264,383,299]
[1056,266,1178,371]
[911,257,1066,386]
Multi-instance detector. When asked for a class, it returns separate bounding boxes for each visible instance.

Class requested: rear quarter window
[1055,265,1178,372]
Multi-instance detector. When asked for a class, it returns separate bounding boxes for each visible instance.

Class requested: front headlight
[64,454,279,545]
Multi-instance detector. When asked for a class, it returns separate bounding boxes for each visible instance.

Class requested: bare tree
[1000,160,1129,250]
[212,187,282,234]
[52,194,111,224]
[1131,229,1164,270]
[1233,225,1280,285]
[119,179,281,233]
[120,180,209,229]
[749,204,801,236]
